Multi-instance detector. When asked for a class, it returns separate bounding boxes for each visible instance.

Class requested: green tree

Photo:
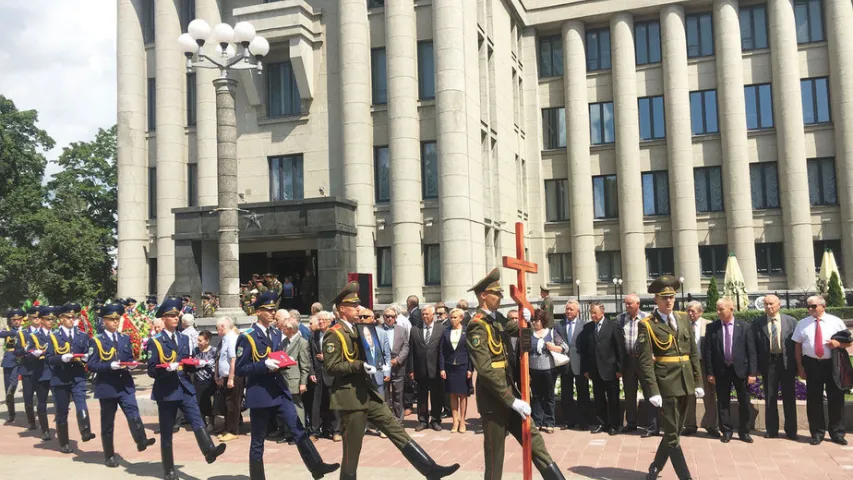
[706,276,720,312]
[827,271,845,307]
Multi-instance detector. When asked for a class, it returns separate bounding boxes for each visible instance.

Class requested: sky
[0,0,116,180]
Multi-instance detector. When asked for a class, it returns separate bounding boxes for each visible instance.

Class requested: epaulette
[330,323,342,331]
[471,313,484,323]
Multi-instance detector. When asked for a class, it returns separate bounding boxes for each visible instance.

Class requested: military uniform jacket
[202,304,215,318]
[146,331,197,401]
[88,332,136,399]
[235,324,293,409]
[13,327,40,376]
[637,309,702,398]
[46,328,89,386]
[0,326,20,368]
[16,329,53,382]
[322,322,384,411]
[541,296,554,328]
[465,308,520,415]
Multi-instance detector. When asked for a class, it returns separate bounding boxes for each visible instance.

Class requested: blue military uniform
[15,307,42,429]
[0,308,24,424]
[46,303,96,453]
[88,303,155,467]
[147,297,225,480]
[28,306,55,440]
[235,291,338,480]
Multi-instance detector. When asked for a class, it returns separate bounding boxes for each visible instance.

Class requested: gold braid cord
[49,334,70,355]
[331,328,358,363]
[151,337,177,364]
[641,319,673,351]
[92,337,116,361]
[30,333,47,351]
[243,333,270,361]
[474,317,504,356]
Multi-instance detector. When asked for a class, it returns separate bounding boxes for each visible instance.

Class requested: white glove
[61,353,73,363]
[522,308,531,322]
[649,395,663,408]
[511,398,532,419]
[264,359,281,372]
[363,364,377,375]
[166,362,180,372]
[31,349,43,357]
[110,362,121,370]
[197,359,209,367]
[381,365,391,375]
[536,337,544,355]
[694,387,705,399]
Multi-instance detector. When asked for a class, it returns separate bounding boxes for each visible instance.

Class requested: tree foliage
[827,272,845,308]
[706,277,720,312]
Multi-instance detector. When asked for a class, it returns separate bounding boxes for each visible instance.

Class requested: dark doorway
[239,250,319,313]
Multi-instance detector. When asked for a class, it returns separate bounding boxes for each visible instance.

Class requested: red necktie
[814,318,824,358]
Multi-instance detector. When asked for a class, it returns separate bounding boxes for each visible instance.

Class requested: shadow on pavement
[569,466,642,480]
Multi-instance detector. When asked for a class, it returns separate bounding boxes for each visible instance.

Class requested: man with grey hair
[381,306,409,423]
[682,301,718,437]
[310,302,323,316]
[276,317,312,444]
[554,299,590,430]
[214,317,242,442]
[309,311,341,442]
[618,293,657,436]
[182,314,199,352]
[409,304,445,431]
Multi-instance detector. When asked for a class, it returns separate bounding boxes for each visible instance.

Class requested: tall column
[434,0,477,301]
[714,0,757,289]
[117,0,148,300]
[386,0,423,302]
[339,0,377,284]
[195,0,221,206]
[562,21,596,296]
[155,0,186,296]
[826,0,853,277]
[610,14,647,293]
[661,5,701,293]
[214,78,241,313]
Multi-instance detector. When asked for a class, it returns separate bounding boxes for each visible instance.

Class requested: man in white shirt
[382,307,410,424]
[682,301,718,437]
[182,314,199,352]
[793,295,852,445]
[214,317,241,442]
[617,294,656,436]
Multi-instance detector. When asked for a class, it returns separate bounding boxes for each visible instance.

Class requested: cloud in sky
[0,0,116,180]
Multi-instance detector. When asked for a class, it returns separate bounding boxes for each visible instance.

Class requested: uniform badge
[325,343,335,354]
[471,335,481,347]
[236,346,243,357]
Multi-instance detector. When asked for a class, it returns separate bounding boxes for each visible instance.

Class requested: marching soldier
[0,308,24,424]
[15,307,42,430]
[466,268,565,480]
[29,306,55,440]
[45,303,96,453]
[323,282,459,480]
[638,276,703,480]
[147,297,226,480]
[235,291,338,480]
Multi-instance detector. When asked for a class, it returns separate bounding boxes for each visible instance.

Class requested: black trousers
[623,355,659,431]
[311,381,340,435]
[530,369,557,428]
[803,356,845,440]
[761,354,797,437]
[559,370,591,428]
[715,365,750,435]
[193,380,215,418]
[592,378,620,429]
[416,376,444,425]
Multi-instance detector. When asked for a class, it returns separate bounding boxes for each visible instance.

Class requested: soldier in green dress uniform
[539,286,554,329]
[466,268,565,480]
[322,282,459,480]
[638,275,704,480]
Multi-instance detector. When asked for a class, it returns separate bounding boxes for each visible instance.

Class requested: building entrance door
[238,250,318,313]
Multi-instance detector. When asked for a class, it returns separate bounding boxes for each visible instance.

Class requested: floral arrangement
[741,376,808,401]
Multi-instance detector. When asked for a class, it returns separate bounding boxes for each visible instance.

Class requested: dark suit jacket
[703,318,757,380]
[408,307,424,330]
[438,328,474,373]
[751,313,797,374]
[310,329,333,387]
[578,319,624,381]
[409,322,445,380]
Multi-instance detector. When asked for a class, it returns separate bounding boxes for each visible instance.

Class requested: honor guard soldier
[323,282,459,480]
[88,303,155,467]
[638,276,703,480]
[46,303,96,453]
[466,268,565,480]
[235,291,339,480]
[0,308,24,424]
[15,307,42,430]
[28,306,55,440]
[147,297,226,480]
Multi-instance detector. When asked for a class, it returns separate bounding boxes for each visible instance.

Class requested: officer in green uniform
[466,268,565,480]
[323,282,459,480]
[539,286,554,329]
[638,276,703,480]
[201,295,215,318]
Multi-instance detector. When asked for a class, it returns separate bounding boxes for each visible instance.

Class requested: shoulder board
[641,315,654,323]
[472,313,484,322]
[330,324,342,330]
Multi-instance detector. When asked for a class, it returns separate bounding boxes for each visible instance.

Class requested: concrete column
[116,0,149,300]
[195,0,220,206]
[214,78,241,313]
[826,0,853,277]
[339,0,377,286]
[154,0,187,296]
[610,14,647,293]
[385,0,423,302]
[714,0,757,289]
[562,21,596,296]
[661,5,702,293]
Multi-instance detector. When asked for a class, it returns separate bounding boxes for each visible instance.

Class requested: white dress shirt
[792,313,846,360]
[691,320,702,356]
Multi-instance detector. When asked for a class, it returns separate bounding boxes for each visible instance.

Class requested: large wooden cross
[502,222,537,480]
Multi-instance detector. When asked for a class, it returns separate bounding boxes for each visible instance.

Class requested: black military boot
[129,416,156,451]
[25,404,36,430]
[38,411,51,440]
[669,446,693,480]
[103,432,118,468]
[4,393,15,425]
[296,436,340,479]
[77,411,96,442]
[400,440,460,479]
[540,462,567,480]
[162,444,178,480]
[646,440,670,480]
[194,427,226,464]
[249,459,266,480]
[340,474,356,480]
[57,422,72,453]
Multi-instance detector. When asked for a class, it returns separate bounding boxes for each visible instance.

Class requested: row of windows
[537,0,825,78]
[370,43,435,105]
[376,245,441,287]
[374,142,438,203]
[141,0,195,44]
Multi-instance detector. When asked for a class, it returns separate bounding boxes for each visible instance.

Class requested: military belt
[5,348,14,352]
[491,361,506,369]
[655,355,689,364]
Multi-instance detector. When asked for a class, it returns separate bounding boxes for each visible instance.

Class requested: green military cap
[540,285,550,293]
[648,275,681,297]
[333,281,360,306]
[468,267,504,295]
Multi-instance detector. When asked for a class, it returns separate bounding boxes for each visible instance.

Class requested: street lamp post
[612,277,619,314]
[178,20,270,315]
[575,278,581,300]
[678,276,686,310]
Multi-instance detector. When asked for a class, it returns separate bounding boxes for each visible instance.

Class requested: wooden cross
[502,221,537,480]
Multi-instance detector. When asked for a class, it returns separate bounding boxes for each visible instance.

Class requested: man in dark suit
[617,294,659,437]
[407,295,423,329]
[553,299,591,430]
[579,302,624,435]
[409,305,446,431]
[382,307,410,423]
[309,312,341,442]
[704,297,757,443]
[751,294,798,440]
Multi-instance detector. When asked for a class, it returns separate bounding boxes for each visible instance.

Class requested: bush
[706,277,720,312]
[701,306,853,322]
[738,376,807,401]
[828,272,845,307]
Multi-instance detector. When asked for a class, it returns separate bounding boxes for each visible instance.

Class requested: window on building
[368,0,385,8]
[642,170,670,216]
[646,248,675,277]
[377,247,392,286]
[814,239,843,273]
[268,154,304,201]
[686,12,714,58]
[638,96,666,140]
[589,102,615,145]
[374,146,390,203]
[267,62,301,117]
[586,28,611,71]
[421,141,438,199]
[538,35,563,78]
[147,78,156,131]
[690,89,718,135]
[148,167,157,218]
[807,157,837,206]
[756,242,785,274]
[548,253,572,283]
[596,251,622,282]
[544,179,568,222]
[148,259,157,296]
[179,0,195,34]
[694,166,724,212]
[699,245,728,276]
[187,163,198,207]
[143,0,155,44]
[424,244,441,285]
[593,174,618,219]
[749,162,780,209]
[744,83,773,130]
[801,77,831,125]
[740,4,768,51]
[795,0,825,44]
[542,107,566,149]
[371,48,387,105]
[418,41,435,99]
[635,20,662,65]
[186,73,197,126]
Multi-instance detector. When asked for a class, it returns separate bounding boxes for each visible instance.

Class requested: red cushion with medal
[180,358,200,367]
[269,351,297,368]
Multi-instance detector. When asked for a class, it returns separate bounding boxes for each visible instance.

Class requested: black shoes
[162,444,178,480]
[540,462,566,480]
[57,422,72,454]
[681,427,697,436]
[296,436,340,479]
[103,432,119,468]
[739,433,753,444]
[129,416,156,452]
[765,432,777,439]
[831,437,849,446]
[641,428,660,438]
[25,405,36,430]
[78,412,96,442]
[705,427,721,438]
[590,425,604,434]
[250,459,266,480]
[646,442,669,480]
[810,435,823,445]
[38,411,51,441]
[414,423,429,432]
[431,422,442,432]
[193,427,226,464]
[607,427,620,436]
[400,440,460,479]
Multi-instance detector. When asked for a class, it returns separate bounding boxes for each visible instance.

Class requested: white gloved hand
[110,362,122,370]
[61,353,73,363]
[198,360,209,367]
[648,395,663,408]
[31,349,43,357]
[511,398,532,419]
[694,387,705,399]
[381,365,391,375]
[522,308,532,322]
[364,364,377,375]
[264,359,281,372]
[166,362,180,372]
